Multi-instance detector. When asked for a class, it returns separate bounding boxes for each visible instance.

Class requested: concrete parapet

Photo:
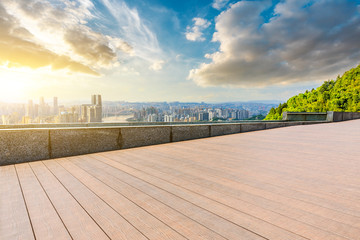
[283,112,327,121]
[283,111,360,122]
[353,112,360,119]
[210,124,240,136]
[172,125,210,142]
[342,112,353,121]
[2,113,360,166]
[265,122,286,129]
[327,111,343,122]
[0,129,49,165]
[240,123,266,133]
[120,126,171,149]
[50,128,120,159]
[0,120,265,129]
[284,122,304,126]
[302,121,328,125]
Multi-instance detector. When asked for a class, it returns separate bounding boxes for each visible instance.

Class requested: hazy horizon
[0,97,282,105]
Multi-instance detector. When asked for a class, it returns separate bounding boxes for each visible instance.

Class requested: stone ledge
[210,124,240,136]
[120,126,171,149]
[50,128,120,159]
[172,125,210,142]
[0,129,49,165]
[265,122,286,129]
[1,117,356,166]
[283,112,328,121]
[283,111,360,122]
[241,123,266,132]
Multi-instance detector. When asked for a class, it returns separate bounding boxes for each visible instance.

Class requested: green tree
[265,64,360,120]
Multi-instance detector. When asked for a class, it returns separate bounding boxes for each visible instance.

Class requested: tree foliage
[246,114,266,120]
[265,64,360,120]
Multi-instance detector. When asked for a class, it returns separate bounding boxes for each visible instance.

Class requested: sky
[0,0,360,103]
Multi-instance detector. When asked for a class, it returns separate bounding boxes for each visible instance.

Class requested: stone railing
[283,111,360,122]
[0,121,325,166]
[1,111,359,166]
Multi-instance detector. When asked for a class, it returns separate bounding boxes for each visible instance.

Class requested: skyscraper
[97,95,102,106]
[95,95,102,122]
[81,94,102,123]
[91,95,97,105]
[39,97,45,116]
[39,97,45,107]
[53,97,58,115]
[26,100,34,118]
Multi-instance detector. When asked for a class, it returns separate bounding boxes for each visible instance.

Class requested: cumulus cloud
[212,0,229,10]
[0,0,132,75]
[186,18,211,42]
[64,28,117,66]
[189,0,360,87]
[0,3,98,75]
[149,60,165,71]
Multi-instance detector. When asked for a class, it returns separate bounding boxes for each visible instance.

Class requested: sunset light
[1,1,360,240]
[1,0,359,103]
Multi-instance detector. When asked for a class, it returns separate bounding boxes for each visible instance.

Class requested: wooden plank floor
[1,120,360,240]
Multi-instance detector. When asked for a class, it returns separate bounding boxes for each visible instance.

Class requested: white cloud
[185,17,211,42]
[212,0,229,10]
[189,0,360,87]
[149,60,165,71]
[0,0,132,75]
[101,0,162,61]
[100,0,167,74]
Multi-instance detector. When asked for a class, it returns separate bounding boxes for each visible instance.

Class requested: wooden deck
[1,120,360,240]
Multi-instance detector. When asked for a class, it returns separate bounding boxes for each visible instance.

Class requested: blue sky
[0,0,360,103]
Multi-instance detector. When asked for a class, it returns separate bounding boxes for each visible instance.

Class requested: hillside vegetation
[265,64,360,120]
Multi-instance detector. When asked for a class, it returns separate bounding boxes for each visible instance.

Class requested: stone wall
[284,111,360,122]
[0,121,318,166]
[283,112,328,121]
[2,111,359,165]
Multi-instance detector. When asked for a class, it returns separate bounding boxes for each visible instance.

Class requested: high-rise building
[198,112,209,121]
[231,111,237,119]
[53,97,58,115]
[147,114,157,122]
[237,110,249,120]
[97,95,102,106]
[81,104,89,122]
[209,111,216,120]
[39,97,45,107]
[91,95,97,105]
[88,106,96,122]
[26,100,34,118]
[81,94,102,123]
[95,105,102,122]
[95,94,102,122]
[39,97,44,116]
[164,115,174,122]
[34,104,39,118]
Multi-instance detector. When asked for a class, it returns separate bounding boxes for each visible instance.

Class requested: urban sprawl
[0,96,277,124]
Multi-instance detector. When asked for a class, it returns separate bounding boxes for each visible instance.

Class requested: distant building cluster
[0,95,103,124]
[57,94,103,123]
[21,97,59,124]
[133,106,249,122]
[57,95,102,123]
[0,98,274,125]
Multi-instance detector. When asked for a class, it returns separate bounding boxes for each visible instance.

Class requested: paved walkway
[1,120,360,240]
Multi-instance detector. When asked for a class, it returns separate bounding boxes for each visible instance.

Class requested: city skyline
[0,94,274,124]
[1,0,360,103]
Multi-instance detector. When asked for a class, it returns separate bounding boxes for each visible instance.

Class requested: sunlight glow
[0,66,41,102]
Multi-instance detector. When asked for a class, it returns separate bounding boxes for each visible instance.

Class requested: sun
[0,66,35,102]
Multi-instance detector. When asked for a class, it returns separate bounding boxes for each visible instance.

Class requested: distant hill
[265,64,360,120]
